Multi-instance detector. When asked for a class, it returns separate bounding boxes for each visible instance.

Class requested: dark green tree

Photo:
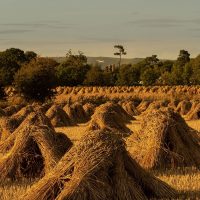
[140,68,160,86]
[164,50,191,85]
[159,72,173,85]
[25,51,37,62]
[182,63,193,85]
[56,64,90,86]
[0,48,38,86]
[176,50,190,67]
[0,53,20,86]
[103,70,119,86]
[83,66,105,86]
[4,48,27,64]
[65,50,87,67]
[189,55,200,85]
[145,55,160,67]
[117,64,140,86]
[160,60,174,73]
[56,50,90,86]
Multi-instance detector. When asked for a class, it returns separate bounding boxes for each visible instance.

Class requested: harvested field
[55,86,200,105]
[1,86,200,199]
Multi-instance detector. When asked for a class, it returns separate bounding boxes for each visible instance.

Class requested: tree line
[0,47,199,101]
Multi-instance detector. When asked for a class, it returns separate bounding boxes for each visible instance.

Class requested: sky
[0,0,200,59]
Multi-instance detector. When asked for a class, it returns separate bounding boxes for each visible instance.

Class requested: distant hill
[50,57,66,63]
[50,57,144,68]
[87,57,144,68]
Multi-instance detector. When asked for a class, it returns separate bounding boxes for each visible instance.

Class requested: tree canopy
[0,47,200,101]
[114,45,127,67]
[14,58,58,101]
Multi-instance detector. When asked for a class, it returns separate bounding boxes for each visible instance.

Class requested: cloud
[129,18,200,28]
[189,28,200,31]
[78,36,134,43]
[0,29,32,34]
[0,21,74,30]
[131,11,140,15]
[190,18,200,24]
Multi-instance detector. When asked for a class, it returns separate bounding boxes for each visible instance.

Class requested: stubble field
[1,86,200,199]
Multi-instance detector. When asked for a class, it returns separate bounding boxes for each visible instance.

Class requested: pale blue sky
[0,0,200,58]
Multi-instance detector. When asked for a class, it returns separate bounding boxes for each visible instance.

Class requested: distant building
[105,64,116,72]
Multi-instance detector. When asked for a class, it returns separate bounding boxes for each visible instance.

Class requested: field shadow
[152,167,200,176]
[177,190,200,199]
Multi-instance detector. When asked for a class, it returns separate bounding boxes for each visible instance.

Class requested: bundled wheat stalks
[46,105,71,127]
[63,102,88,124]
[3,105,22,116]
[0,112,72,180]
[0,105,34,137]
[175,100,192,115]
[20,129,176,200]
[128,108,200,169]
[185,101,200,120]
[82,103,96,118]
[121,101,140,116]
[136,100,151,113]
[88,102,133,136]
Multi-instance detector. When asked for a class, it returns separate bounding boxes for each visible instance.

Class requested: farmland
[1,86,200,199]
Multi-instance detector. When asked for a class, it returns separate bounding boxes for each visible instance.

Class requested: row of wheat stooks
[1,98,200,199]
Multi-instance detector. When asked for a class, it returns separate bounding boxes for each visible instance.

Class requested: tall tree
[65,50,87,67]
[145,55,160,67]
[140,68,160,86]
[176,50,190,67]
[114,45,127,67]
[0,51,20,86]
[56,50,90,86]
[25,51,37,62]
[168,50,191,85]
[56,64,90,86]
[116,64,140,86]
[4,48,27,64]
[189,55,200,85]
[83,66,104,86]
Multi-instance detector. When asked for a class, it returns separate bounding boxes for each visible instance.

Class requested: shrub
[14,58,58,101]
